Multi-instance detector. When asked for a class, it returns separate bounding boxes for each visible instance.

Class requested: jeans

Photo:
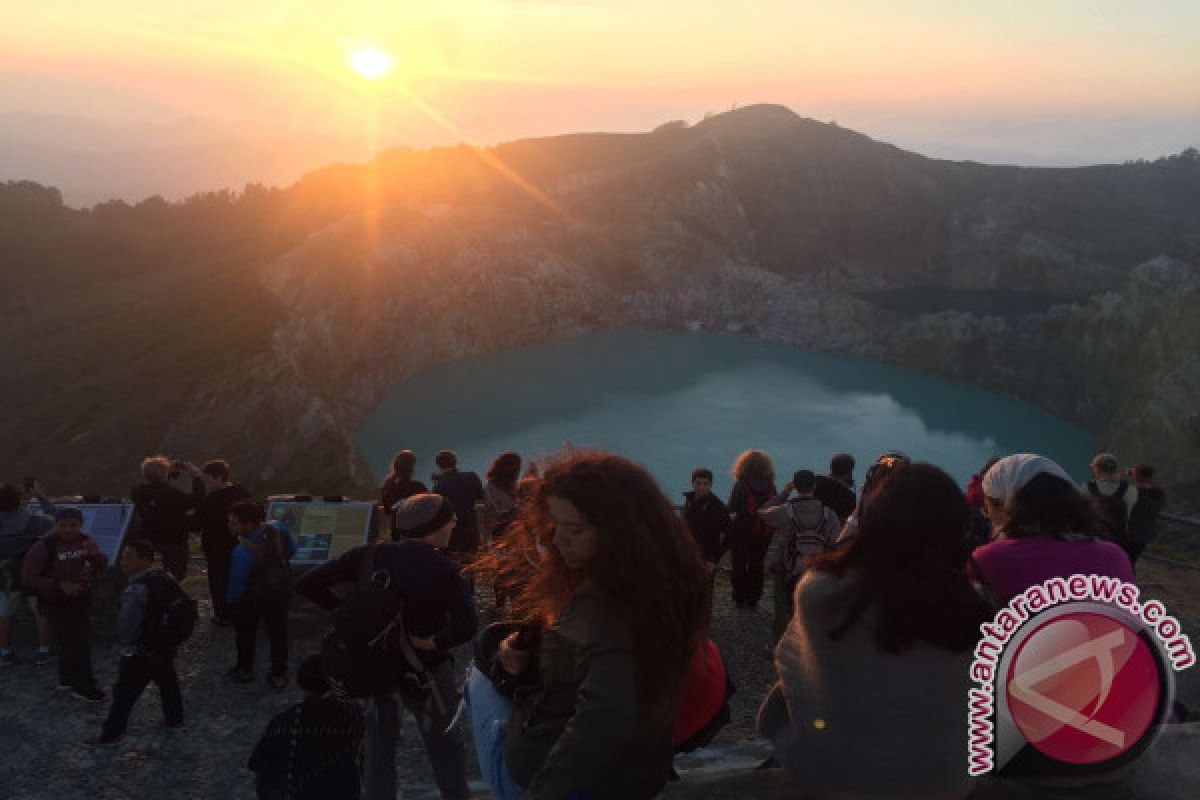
[234,592,289,675]
[153,538,189,582]
[463,664,525,800]
[771,573,797,645]
[101,652,183,739]
[201,534,234,620]
[363,659,469,800]
[730,531,770,607]
[44,598,96,690]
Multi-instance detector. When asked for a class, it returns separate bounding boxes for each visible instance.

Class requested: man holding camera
[131,456,206,581]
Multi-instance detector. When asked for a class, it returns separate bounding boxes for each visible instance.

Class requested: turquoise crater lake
[356,331,1095,499]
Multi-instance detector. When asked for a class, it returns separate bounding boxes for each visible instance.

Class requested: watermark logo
[967,575,1194,776]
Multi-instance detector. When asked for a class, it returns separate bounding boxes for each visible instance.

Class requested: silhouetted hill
[1,106,1198,498]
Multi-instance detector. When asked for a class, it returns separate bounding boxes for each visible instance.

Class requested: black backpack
[246,525,292,602]
[320,545,437,704]
[1087,481,1130,537]
[138,571,198,650]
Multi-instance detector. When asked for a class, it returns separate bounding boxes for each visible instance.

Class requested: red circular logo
[1005,612,1160,764]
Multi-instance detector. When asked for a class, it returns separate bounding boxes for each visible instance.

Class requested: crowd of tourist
[0,442,1176,798]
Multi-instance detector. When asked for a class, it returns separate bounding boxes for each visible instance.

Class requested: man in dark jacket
[431,450,484,557]
[295,493,477,800]
[248,655,365,799]
[226,500,297,688]
[813,453,857,523]
[131,455,205,580]
[90,539,184,744]
[1125,464,1167,566]
[0,481,56,667]
[683,468,731,565]
[195,460,251,624]
[22,508,109,701]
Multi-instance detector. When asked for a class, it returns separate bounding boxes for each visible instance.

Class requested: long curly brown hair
[471,449,707,713]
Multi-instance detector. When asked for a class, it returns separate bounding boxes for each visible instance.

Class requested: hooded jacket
[683,490,732,563]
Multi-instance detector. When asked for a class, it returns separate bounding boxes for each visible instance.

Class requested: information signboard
[265,500,375,565]
[38,502,136,563]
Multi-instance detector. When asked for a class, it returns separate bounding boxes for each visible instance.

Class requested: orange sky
[3,1,1198,171]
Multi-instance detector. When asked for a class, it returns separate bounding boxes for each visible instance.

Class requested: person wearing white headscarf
[968,453,1133,605]
[979,454,1073,531]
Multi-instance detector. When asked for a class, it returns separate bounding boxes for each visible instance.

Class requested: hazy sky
[4,1,1199,167]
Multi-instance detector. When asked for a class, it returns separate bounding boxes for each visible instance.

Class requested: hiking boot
[73,686,107,703]
[0,651,14,667]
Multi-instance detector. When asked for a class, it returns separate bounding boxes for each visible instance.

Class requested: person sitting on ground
[226,500,297,689]
[380,450,428,536]
[1125,463,1167,566]
[295,493,477,800]
[482,451,523,545]
[195,459,251,625]
[431,450,485,557]
[465,451,708,800]
[0,481,56,667]
[758,463,991,799]
[727,450,778,609]
[971,453,1134,605]
[813,453,857,523]
[759,469,841,645]
[683,467,732,569]
[248,654,366,800]
[90,540,186,745]
[131,455,206,581]
[1081,452,1139,539]
[21,507,109,701]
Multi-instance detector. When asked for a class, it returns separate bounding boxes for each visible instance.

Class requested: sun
[348,46,395,80]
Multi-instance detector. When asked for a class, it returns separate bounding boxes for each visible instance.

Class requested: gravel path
[0,556,1194,799]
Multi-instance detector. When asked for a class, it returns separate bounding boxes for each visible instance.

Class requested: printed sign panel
[36,503,136,563]
[265,501,375,565]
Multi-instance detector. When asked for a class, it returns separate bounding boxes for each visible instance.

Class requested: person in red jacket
[21,508,109,701]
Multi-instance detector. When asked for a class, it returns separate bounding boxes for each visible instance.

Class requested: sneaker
[226,667,254,684]
[0,651,14,667]
[162,720,186,732]
[72,686,107,703]
[211,616,233,627]
[56,682,72,691]
[35,649,54,666]
[86,734,122,747]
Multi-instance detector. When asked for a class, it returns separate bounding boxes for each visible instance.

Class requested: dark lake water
[357,330,1094,499]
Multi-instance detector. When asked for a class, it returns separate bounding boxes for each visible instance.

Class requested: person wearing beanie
[294,493,478,800]
[20,506,109,701]
[248,654,365,799]
[969,453,1133,605]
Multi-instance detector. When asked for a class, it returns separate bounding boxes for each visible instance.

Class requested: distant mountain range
[0,112,359,206]
[2,104,1198,501]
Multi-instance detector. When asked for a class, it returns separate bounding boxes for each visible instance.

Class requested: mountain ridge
[2,104,1198,502]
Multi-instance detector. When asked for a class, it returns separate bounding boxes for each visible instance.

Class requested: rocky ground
[0,554,1196,800]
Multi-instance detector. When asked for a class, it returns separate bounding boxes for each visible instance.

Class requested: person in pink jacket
[22,508,108,701]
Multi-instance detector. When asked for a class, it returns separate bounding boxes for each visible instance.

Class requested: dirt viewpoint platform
[0,561,1195,800]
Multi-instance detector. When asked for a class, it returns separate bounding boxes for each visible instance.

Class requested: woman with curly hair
[464,450,708,799]
[481,451,522,544]
[727,449,777,608]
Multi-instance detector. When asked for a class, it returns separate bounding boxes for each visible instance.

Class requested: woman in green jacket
[467,450,708,799]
